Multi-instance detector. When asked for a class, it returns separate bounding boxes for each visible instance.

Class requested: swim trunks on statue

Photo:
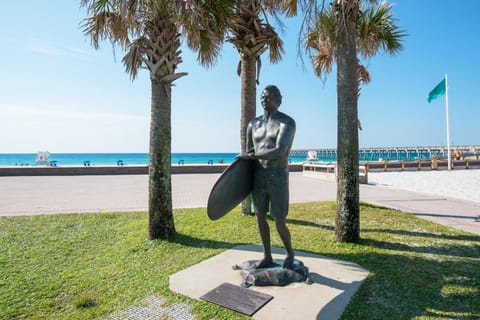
[251,162,289,218]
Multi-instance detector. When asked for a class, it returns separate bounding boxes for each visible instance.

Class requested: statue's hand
[237,152,256,160]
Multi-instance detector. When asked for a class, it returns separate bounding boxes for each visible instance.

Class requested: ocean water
[0,148,450,167]
[0,153,308,167]
[0,149,446,167]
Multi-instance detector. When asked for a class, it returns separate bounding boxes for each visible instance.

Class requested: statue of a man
[240,85,296,269]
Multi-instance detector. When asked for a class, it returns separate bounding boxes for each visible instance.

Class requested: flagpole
[445,74,451,170]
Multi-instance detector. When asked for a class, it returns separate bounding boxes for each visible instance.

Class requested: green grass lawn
[1,202,479,319]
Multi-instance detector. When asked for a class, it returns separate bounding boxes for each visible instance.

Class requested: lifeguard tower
[306,150,318,162]
[35,151,51,166]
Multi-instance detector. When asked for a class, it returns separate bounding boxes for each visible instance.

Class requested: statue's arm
[246,121,254,153]
[238,121,256,160]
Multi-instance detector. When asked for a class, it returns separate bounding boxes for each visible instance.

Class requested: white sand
[368,169,480,204]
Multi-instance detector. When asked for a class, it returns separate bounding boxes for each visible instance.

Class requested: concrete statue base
[233,259,311,287]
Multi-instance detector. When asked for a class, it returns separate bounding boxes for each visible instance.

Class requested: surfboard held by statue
[207,158,253,220]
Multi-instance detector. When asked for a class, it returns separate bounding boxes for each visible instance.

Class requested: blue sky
[1,1,479,153]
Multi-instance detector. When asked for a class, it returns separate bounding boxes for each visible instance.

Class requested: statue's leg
[275,217,295,269]
[255,212,273,268]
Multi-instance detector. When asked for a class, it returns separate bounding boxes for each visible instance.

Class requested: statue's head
[261,85,282,110]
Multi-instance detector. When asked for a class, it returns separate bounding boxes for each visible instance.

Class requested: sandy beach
[368,170,480,204]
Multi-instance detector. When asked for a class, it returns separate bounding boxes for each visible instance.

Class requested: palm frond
[268,32,285,64]
[312,52,334,77]
[81,0,142,49]
[81,0,234,80]
[227,0,285,67]
[280,0,299,17]
[357,1,407,59]
[357,63,370,84]
[304,0,406,84]
[180,0,234,67]
[122,38,145,80]
[304,3,336,77]
[195,30,223,68]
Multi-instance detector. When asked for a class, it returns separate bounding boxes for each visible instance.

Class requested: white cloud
[1,104,149,153]
[27,38,96,59]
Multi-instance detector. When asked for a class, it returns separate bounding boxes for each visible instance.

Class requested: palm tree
[227,0,284,215]
[305,1,405,89]
[81,0,233,239]
[303,0,405,242]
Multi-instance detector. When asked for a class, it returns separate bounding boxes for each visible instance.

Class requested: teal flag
[427,78,446,103]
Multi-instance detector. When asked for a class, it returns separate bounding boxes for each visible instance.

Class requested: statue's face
[261,88,280,111]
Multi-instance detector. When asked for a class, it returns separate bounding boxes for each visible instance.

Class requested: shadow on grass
[286,218,334,231]
[292,242,479,319]
[414,212,480,224]
[359,201,392,210]
[169,233,242,250]
[335,250,480,320]
[289,223,480,320]
[359,237,479,259]
[361,228,480,242]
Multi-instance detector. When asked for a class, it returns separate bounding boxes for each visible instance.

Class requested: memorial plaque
[200,282,273,316]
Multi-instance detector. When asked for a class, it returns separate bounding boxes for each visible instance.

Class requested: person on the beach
[454,149,461,160]
[240,85,296,269]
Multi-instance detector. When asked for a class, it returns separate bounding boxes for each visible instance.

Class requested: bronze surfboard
[207,158,253,220]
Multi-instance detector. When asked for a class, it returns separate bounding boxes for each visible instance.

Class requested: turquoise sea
[0,153,309,167]
[0,148,447,167]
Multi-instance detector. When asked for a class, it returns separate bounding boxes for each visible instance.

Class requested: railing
[364,158,480,172]
[302,158,480,184]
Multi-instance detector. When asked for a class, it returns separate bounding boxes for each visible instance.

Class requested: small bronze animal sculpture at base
[233,259,312,288]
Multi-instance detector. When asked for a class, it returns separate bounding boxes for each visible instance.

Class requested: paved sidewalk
[1,173,478,234]
[360,182,480,235]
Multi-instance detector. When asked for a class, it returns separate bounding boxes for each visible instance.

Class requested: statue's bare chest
[253,121,280,145]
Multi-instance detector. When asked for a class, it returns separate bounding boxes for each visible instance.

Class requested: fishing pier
[291,145,480,162]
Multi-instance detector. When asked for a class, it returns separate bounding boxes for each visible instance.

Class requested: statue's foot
[282,256,295,270]
[254,257,274,269]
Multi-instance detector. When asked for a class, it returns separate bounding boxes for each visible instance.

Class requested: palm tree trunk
[240,55,257,215]
[148,79,176,239]
[335,0,360,243]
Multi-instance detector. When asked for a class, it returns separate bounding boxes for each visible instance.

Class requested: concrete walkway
[0,172,478,234]
[2,172,478,319]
